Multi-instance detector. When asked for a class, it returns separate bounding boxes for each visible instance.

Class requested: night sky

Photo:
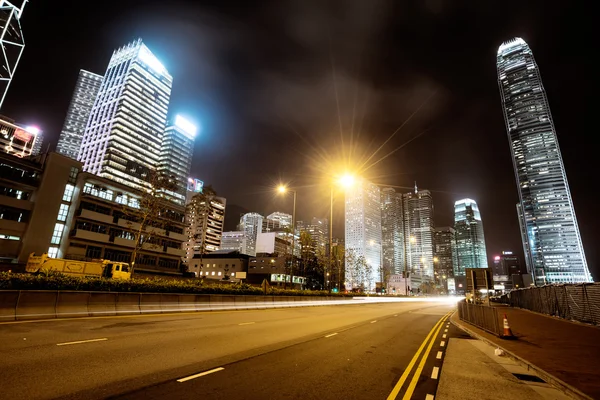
[3,1,595,278]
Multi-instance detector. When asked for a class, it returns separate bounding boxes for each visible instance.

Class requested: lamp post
[277,185,296,289]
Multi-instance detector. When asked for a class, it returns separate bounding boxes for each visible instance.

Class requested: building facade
[238,212,264,256]
[381,187,403,276]
[78,39,172,192]
[56,70,103,159]
[1,117,38,158]
[266,211,292,229]
[220,231,247,253]
[0,1,26,110]
[434,226,455,291]
[402,186,435,288]
[497,37,591,284]
[453,198,488,277]
[184,193,226,264]
[157,115,197,205]
[344,178,381,291]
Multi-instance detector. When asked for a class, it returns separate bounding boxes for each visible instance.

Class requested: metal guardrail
[499,283,600,326]
[457,300,501,336]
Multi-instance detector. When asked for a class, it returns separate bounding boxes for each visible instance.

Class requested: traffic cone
[502,313,515,339]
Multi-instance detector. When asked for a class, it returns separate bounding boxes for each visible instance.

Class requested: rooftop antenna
[414,181,418,193]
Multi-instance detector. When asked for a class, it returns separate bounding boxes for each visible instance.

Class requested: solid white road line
[426,394,435,400]
[56,338,108,346]
[371,320,377,323]
[177,367,225,383]
[443,334,447,339]
[238,322,255,326]
[431,367,440,380]
[436,351,443,359]
[325,333,338,338]
[440,341,446,347]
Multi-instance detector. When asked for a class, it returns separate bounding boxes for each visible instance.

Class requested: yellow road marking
[402,314,448,399]
[177,367,224,382]
[56,338,108,346]
[386,311,451,400]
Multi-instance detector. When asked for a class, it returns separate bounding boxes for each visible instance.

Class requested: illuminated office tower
[56,70,103,159]
[453,198,488,276]
[157,115,197,205]
[402,186,435,287]
[78,39,172,192]
[497,38,592,284]
[0,1,26,109]
[344,178,381,291]
[238,212,264,256]
[381,187,403,276]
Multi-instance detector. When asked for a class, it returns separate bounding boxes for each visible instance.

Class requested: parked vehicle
[25,253,131,280]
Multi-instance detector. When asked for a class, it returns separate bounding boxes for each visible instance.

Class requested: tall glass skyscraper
[381,187,403,276]
[403,186,435,287]
[78,39,172,192]
[0,1,26,110]
[56,70,103,159]
[453,199,487,277]
[497,38,592,284]
[344,178,381,291]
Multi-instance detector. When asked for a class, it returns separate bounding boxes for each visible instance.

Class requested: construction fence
[498,283,600,325]
[457,300,502,336]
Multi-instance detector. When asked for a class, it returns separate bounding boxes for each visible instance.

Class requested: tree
[118,170,181,275]
[186,185,218,279]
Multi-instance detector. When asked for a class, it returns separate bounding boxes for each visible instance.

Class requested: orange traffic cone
[502,313,515,339]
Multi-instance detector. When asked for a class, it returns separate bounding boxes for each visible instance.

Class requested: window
[47,247,59,258]
[50,223,65,244]
[1,235,20,240]
[62,184,75,202]
[86,246,102,259]
[218,272,222,276]
[57,204,69,221]
[68,167,79,184]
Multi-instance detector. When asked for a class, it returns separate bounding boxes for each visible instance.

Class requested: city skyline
[1,1,595,279]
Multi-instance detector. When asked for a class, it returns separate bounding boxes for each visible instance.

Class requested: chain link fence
[457,300,502,336]
[498,283,600,325]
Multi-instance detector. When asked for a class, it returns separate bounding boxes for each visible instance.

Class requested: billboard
[187,178,204,193]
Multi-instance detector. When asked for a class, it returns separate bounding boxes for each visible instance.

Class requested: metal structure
[497,38,592,284]
[457,300,502,336]
[0,0,27,109]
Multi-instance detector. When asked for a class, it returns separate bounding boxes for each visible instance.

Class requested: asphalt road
[0,299,458,400]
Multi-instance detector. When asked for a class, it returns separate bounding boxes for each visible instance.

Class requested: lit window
[231,272,235,277]
[47,247,59,258]
[218,272,222,276]
[56,204,69,221]
[211,271,215,276]
[51,223,65,244]
[62,184,75,202]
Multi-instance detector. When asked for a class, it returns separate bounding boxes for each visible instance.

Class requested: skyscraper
[434,227,456,290]
[56,70,103,159]
[497,38,592,284]
[78,39,172,192]
[266,212,292,228]
[184,190,226,264]
[0,1,26,110]
[157,115,197,205]
[453,198,488,277]
[238,212,264,256]
[381,187,404,276]
[344,178,381,291]
[403,186,435,288]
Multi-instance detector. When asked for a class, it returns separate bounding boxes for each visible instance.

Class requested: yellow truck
[26,253,131,280]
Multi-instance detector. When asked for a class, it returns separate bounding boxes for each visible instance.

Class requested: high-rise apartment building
[184,193,226,264]
[434,227,456,289]
[238,212,264,256]
[344,178,381,291]
[157,115,197,205]
[78,39,172,192]
[56,70,103,159]
[497,38,591,284]
[266,212,292,229]
[300,217,328,257]
[0,1,26,110]
[403,186,435,287]
[453,198,488,277]
[381,188,404,276]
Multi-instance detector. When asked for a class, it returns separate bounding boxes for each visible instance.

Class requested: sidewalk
[452,307,600,399]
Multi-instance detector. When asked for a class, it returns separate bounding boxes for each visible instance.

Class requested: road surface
[0,299,458,399]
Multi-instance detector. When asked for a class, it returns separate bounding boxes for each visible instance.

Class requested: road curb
[451,312,592,400]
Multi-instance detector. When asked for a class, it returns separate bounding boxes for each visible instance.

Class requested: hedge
[0,272,355,297]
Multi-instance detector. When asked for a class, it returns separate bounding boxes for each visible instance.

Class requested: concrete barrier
[16,291,58,320]
[0,290,19,321]
[178,294,196,312]
[160,294,180,313]
[56,291,90,318]
[116,293,140,315]
[194,294,211,311]
[139,294,161,314]
[234,295,248,310]
[88,292,117,317]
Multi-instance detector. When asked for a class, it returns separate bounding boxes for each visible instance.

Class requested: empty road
[0,298,458,399]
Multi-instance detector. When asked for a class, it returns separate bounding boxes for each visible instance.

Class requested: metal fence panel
[458,300,501,336]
